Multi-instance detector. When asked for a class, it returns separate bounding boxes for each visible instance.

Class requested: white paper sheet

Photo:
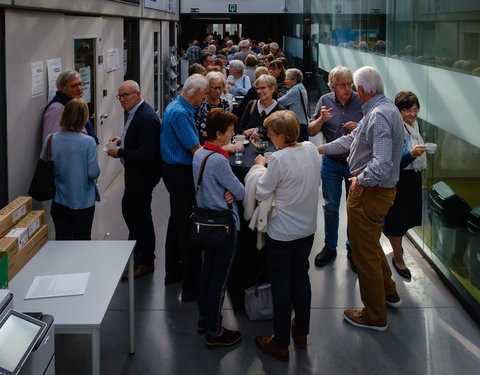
[25,272,90,300]
[46,58,62,102]
[31,61,44,98]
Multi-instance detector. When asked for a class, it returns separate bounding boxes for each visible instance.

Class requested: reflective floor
[55,173,480,374]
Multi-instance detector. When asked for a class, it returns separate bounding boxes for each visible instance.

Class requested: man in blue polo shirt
[161,74,208,301]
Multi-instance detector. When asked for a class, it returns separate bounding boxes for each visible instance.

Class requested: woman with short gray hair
[278,68,309,141]
[227,60,251,96]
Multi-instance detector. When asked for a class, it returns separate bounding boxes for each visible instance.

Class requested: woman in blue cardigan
[42,98,100,240]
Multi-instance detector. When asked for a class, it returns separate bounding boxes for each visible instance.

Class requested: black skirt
[383,169,422,237]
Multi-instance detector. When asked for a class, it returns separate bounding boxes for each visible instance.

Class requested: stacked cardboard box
[0,197,48,285]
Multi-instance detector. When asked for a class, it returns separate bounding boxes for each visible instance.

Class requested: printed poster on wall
[106,48,120,73]
[46,58,62,102]
[79,67,91,104]
[31,61,44,98]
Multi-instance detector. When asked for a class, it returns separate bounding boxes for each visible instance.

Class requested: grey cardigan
[277,83,308,125]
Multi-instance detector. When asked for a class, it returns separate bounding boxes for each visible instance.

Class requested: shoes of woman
[392,257,411,280]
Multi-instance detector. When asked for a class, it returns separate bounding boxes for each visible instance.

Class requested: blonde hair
[263,110,299,144]
[255,67,268,80]
[60,98,89,132]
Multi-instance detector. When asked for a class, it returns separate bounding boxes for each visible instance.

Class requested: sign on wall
[145,0,177,13]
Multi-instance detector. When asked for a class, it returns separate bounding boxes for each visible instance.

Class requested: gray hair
[229,60,245,75]
[269,42,279,51]
[182,74,208,96]
[255,74,277,89]
[286,68,303,83]
[238,39,250,49]
[205,71,226,88]
[327,66,353,89]
[121,80,140,92]
[56,70,80,89]
[353,66,384,96]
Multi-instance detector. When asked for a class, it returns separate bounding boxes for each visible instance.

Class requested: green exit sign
[190,8,199,13]
[228,4,237,13]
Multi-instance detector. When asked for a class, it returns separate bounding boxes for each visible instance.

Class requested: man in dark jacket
[107,80,162,278]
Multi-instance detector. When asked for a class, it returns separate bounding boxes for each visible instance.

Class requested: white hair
[238,39,250,49]
[269,42,279,51]
[353,66,384,96]
[182,74,208,96]
[229,60,245,75]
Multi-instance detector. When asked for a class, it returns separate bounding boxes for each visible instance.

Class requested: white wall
[317,43,480,149]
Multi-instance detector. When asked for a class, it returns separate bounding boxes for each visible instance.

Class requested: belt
[364,186,395,192]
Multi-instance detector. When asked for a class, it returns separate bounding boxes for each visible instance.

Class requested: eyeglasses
[401,108,419,114]
[256,86,268,91]
[68,82,83,89]
[116,91,137,100]
[335,82,353,89]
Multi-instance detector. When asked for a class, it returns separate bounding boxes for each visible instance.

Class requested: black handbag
[28,134,56,201]
[190,151,234,247]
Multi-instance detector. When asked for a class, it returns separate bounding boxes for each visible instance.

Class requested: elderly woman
[192,108,245,348]
[268,59,288,97]
[42,69,98,144]
[244,54,258,84]
[263,53,275,69]
[43,98,100,240]
[253,110,321,362]
[195,71,232,144]
[238,74,285,138]
[383,91,427,280]
[227,60,251,96]
[278,68,309,141]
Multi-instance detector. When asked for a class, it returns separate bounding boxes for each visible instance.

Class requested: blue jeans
[321,155,352,251]
[265,234,314,348]
[198,230,238,336]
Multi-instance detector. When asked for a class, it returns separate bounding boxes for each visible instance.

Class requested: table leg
[128,253,135,354]
[92,328,101,375]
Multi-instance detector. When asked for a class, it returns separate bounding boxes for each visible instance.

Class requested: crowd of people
[39,34,430,362]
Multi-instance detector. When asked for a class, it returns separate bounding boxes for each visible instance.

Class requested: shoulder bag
[190,151,234,248]
[28,134,56,201]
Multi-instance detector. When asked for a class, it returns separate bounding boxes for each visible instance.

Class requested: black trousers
[162,162,201,293]
[51,201,95,240]
[122,188,156,266]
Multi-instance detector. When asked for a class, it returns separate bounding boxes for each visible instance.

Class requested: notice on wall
[31,61,44,98]
[79,67,91,104]
[46,58,62,102]
[106,48,120,73]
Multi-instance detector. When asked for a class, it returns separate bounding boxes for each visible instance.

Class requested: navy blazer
[118,101,162,191]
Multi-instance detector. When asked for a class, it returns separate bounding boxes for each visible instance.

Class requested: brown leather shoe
[255,336,289,362]
[133,264,155,279]
[343,309,387,331]
[291,318,307,349]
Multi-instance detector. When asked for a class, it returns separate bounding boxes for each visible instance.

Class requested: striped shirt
[322,95,404,188]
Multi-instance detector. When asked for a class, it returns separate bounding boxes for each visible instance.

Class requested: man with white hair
[160,74,208,301]
[234,39,256,63]
[269,42,285,58]
[317,66,404,331]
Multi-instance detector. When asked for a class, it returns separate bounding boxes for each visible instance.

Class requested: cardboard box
[0,236,18,260]
[0,252,7,289]
[0,196,32,236]
[0,211,45,260]
[8,224,48,281]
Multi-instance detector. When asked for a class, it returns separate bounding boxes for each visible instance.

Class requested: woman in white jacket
[253,110,321,362]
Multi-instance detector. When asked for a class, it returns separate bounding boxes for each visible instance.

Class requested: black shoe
[314,246,337,267]
[347,251,357,273]
[197,319,207,334]
[392,258,411,280]
[181,290,197,302]
[205,328,242,348]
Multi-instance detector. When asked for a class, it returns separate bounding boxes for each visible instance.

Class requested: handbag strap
[249,99,257,116]
[42,134,54,162]
[194,150,233,211]
[298,89,308,123]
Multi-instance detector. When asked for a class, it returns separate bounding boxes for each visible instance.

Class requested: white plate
[242,140,249,145]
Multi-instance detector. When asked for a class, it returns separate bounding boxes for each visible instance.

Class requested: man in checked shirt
[317,66,404,331]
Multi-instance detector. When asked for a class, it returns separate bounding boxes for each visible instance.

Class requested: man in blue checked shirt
[317,66,404,332]
[160,74,208,301]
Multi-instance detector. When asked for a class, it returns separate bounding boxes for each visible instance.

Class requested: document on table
[25,272,91,299]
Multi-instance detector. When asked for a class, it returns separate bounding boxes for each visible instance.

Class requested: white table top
[9,241,135,330]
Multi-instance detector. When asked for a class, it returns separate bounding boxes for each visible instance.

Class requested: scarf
[404,120,427,172]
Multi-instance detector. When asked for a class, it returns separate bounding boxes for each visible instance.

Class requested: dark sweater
[237,100,286,137]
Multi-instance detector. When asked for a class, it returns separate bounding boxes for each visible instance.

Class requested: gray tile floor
[55,174,480,374]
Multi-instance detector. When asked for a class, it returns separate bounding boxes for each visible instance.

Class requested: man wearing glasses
[42,69,98,143]
[308,66,363,272]
[107,80,162,279]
